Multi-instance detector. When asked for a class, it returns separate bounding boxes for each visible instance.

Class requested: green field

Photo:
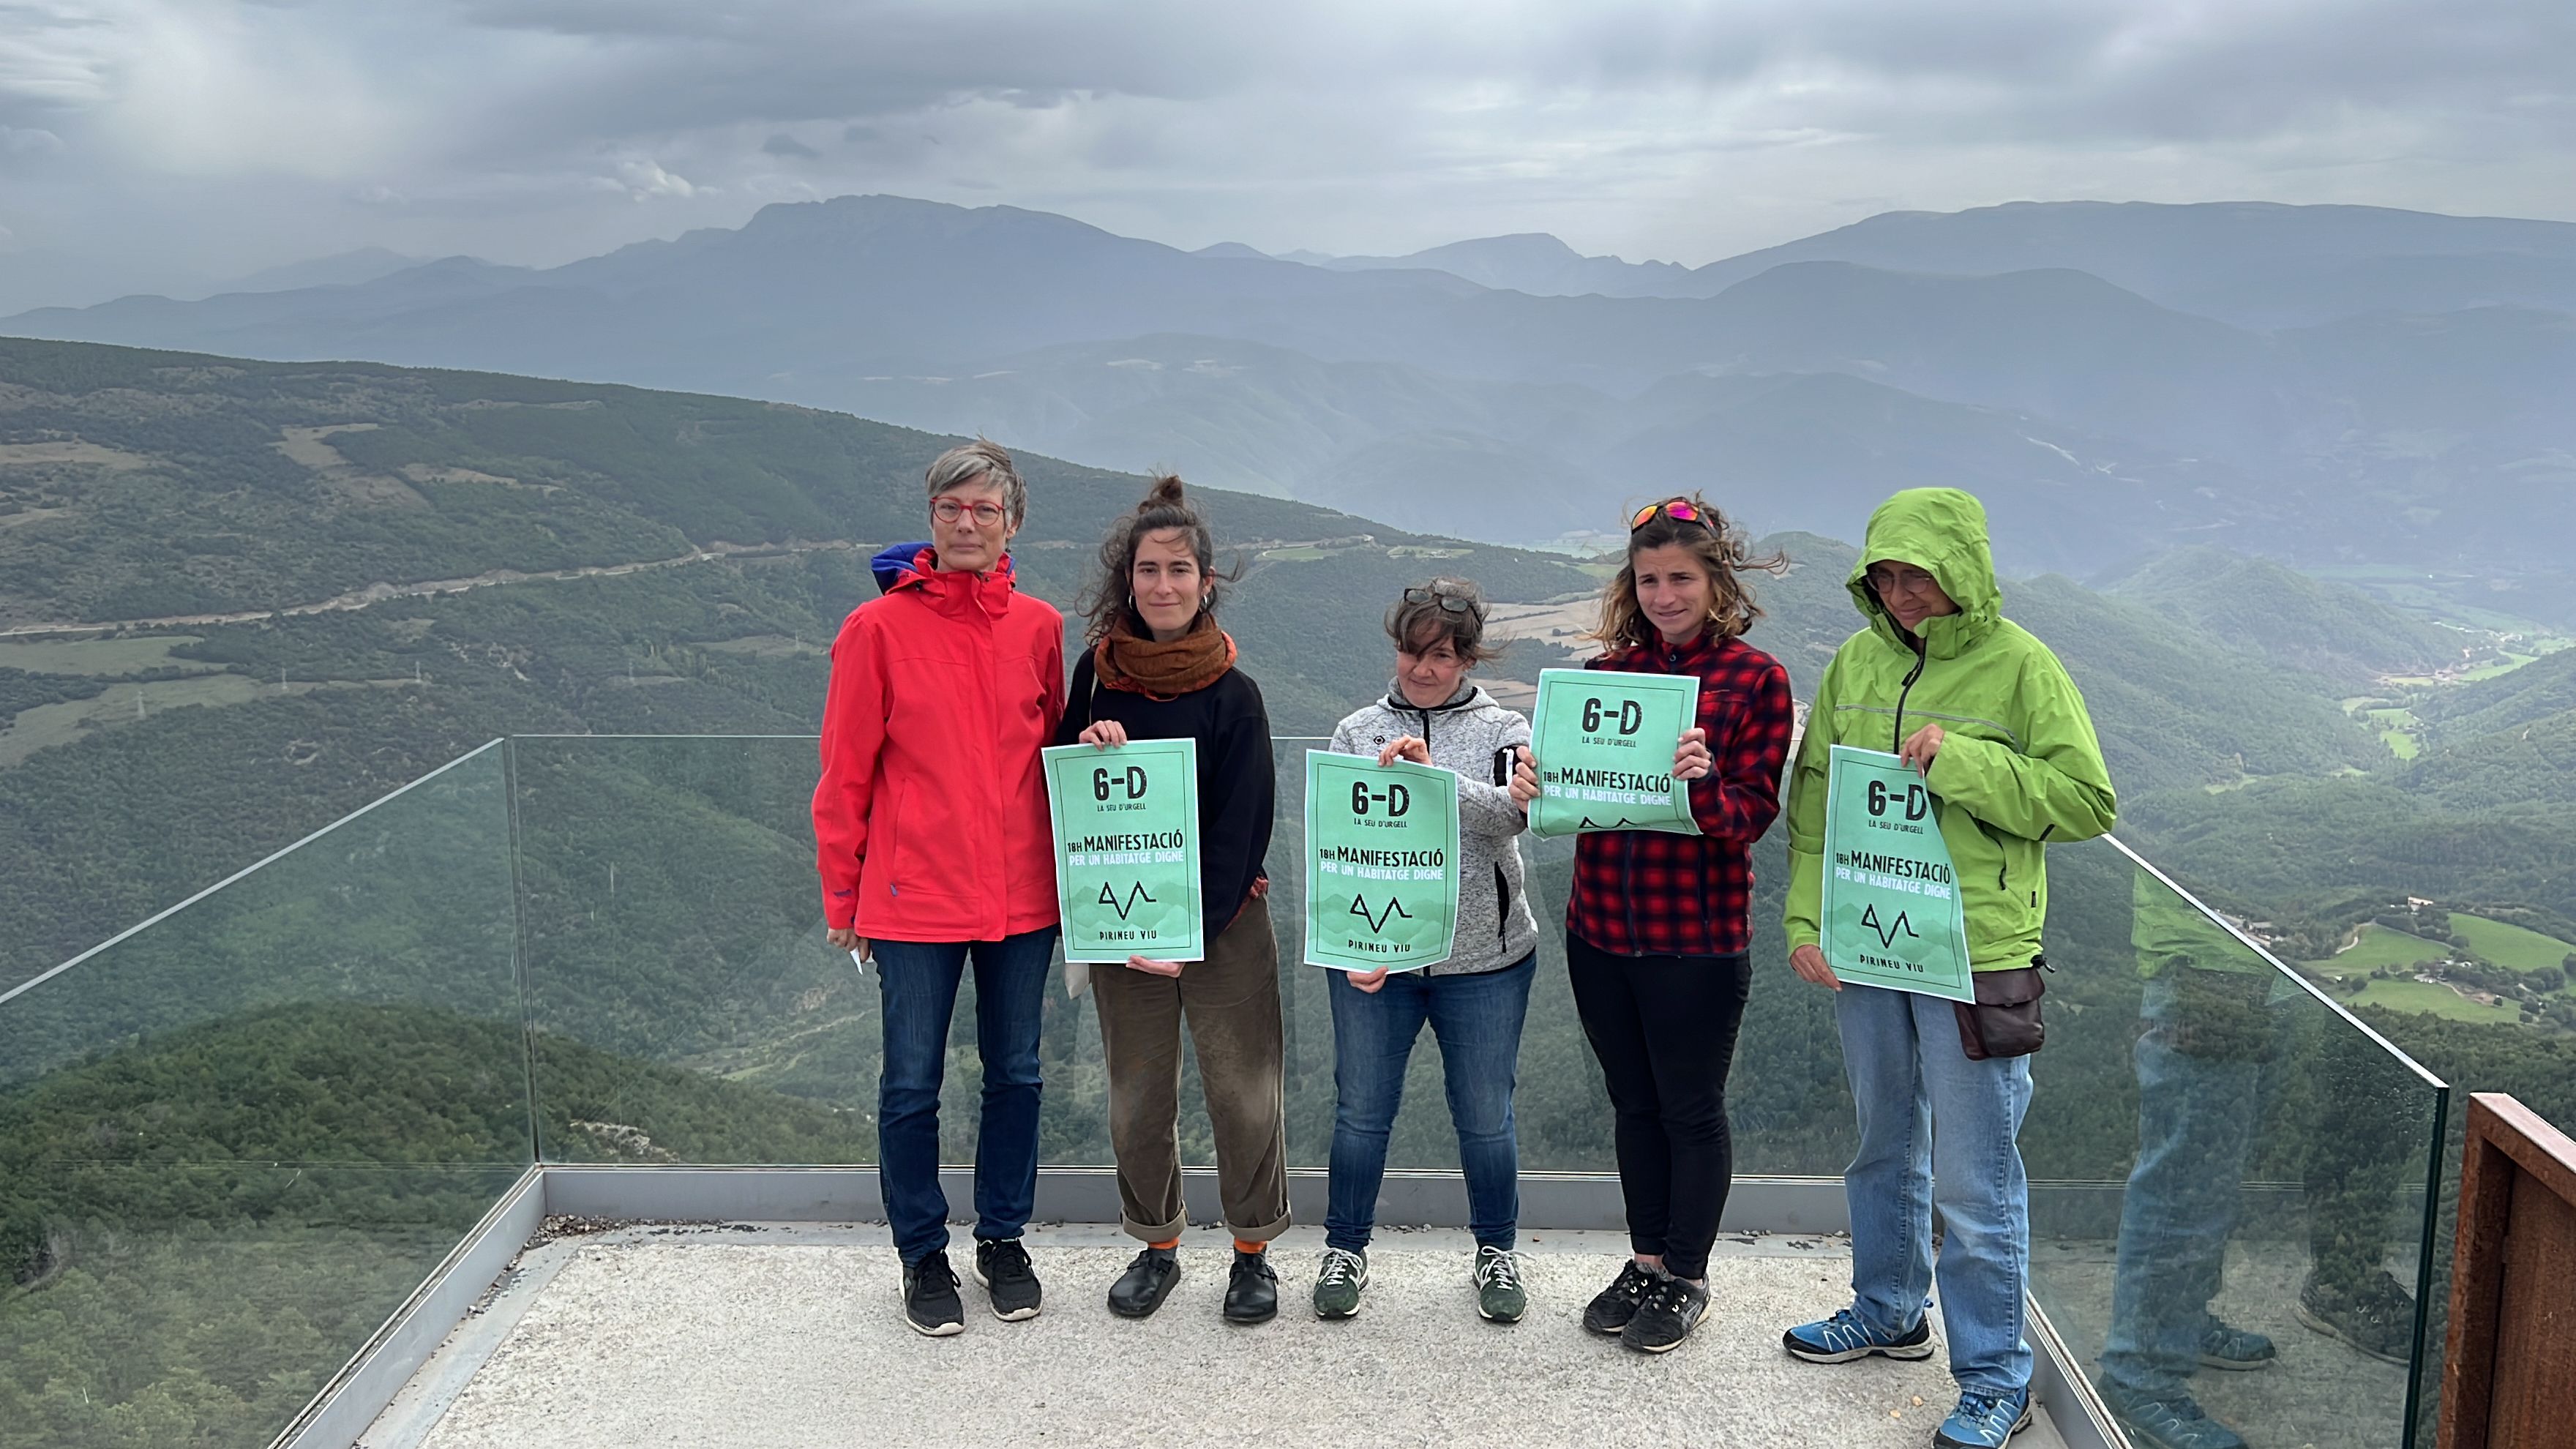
[0,636,217,675]
[2366,706,2422,759]
[2310,923,2449,976]
[2349,976,2525,1024]
[2452,913,2576,973]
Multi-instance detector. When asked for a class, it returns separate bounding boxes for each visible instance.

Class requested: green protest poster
[1526,667,1703,839]
[1041,739,1205,965]
[1303,750,1461,972]
[1820,744,1975,1003]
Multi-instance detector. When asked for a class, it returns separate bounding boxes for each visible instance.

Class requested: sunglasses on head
[1403,585,1483,618]
[1630,498,1712,531]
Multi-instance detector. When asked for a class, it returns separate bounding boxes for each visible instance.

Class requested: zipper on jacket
[1890,650,1928,752]
[1494,861,1509,940]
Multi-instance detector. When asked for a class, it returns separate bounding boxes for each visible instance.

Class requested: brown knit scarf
[1096,613,1238,698]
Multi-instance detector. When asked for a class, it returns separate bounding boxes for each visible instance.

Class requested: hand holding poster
[1041,739,1205,965]
[1526,667,1703,839]
[1303,750,1460,972]
[1819,744,1974,1003]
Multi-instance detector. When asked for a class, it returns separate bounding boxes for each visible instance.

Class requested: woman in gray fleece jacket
[1311,577,1543,1325]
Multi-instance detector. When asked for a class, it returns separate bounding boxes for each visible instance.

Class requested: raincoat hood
[1846,488,2002,661]
[872,541,1022,615]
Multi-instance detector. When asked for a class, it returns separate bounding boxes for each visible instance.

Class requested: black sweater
[1059,648,1274,937]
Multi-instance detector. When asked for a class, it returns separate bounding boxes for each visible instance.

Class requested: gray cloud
[0,0,2569,308]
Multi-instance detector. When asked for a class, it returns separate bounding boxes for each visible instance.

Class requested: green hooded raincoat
[1784,489,2118,973]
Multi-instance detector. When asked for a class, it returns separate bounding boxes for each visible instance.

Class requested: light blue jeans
[1837,981,2037,1397]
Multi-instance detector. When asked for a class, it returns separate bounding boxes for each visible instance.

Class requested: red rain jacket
[812,548,1067,941]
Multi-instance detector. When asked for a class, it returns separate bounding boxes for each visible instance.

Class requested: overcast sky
[2,0,2570,307]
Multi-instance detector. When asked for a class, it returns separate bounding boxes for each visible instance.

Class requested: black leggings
[1565,932,1754,1281]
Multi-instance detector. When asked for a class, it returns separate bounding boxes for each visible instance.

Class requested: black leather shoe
[1107,1246,1182,1319]
[1224,1248,1278,1325]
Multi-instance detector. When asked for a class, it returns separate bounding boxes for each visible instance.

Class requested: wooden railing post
[2439,1093,2576,1449]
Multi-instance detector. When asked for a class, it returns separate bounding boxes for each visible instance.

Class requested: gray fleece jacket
[1328,681,1540,976]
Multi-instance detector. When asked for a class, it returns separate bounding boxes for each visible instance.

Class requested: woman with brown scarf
[1059,474,1287,1327]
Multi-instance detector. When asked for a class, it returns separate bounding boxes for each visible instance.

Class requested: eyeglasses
[1404,585,1485,619]
[1865,565,1942,596]
[1630,498,1712,531]
[932,498,1008,526]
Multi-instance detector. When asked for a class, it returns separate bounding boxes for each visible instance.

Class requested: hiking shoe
[971,1237,1042,1322]
[1107,1246,1181,1319]
[2103,1385,2250,1449]
[1582,1260,1663,1336]
[1314,1246,1368,1319]
[901,1249,965,1337]
[1224,1248,1279,1325]
[1933,1387,2033,1448]
[1620,1273,1710,1352]
[2297,1268,2416,1364]
[1473,1245,1527,1324]
[2198,1314,2274,1371]
[1783,1305,1937,1363]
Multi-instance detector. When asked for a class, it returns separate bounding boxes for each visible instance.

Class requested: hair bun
[1141,473,1187,512]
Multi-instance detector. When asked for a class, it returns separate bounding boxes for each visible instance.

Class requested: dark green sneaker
[1313,1246,1368,1319]
[1473,1245,1526,1323]
[2297,1269,2416,1364]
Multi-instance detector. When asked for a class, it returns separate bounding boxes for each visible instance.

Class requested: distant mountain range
[7,195,2572,573]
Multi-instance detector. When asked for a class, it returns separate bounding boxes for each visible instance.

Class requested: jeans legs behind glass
[1323,952,1537,1253]
[2103,974,2274,1398]
[872,927,1058,1265]
[1838,981,2037,1398]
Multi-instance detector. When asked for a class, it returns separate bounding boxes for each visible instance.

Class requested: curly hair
[1077,474,1242,642]
[1590,495,1786,651]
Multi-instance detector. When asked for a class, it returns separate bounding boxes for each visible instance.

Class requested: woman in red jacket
[813,441,1065,1339]
[1510,495,1794,1354]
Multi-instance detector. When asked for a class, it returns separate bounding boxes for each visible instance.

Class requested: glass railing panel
[0,741,525,1449]
[509,735,1121,1167]
[2021,836,2446,1449]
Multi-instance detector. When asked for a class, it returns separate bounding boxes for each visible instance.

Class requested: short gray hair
[1385,577,1497,665]
[924,439,1027,527]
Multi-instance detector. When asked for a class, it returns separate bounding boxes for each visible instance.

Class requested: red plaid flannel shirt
[1566,629,1794,957]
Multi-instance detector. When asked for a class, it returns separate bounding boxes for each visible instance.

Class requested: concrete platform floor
[362,1223,2072,1449]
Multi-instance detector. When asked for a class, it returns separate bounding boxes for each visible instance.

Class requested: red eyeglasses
[1630,498,1712,531]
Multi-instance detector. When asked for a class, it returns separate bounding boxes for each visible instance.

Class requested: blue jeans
[2103,973,2282,1398]
[1838,982,2037,1397]
[1324,953,1536,1253]
[872,928,1057,1265]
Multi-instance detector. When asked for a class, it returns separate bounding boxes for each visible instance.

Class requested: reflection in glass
[0,745,523,1449]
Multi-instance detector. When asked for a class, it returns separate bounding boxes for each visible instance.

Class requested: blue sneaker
[1783,1306,1937,1363]
[2102,1384,2249,1449]
[1933,1388,2032,1448]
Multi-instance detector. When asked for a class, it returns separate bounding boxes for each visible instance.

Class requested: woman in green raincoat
[1777,488,2116,1449]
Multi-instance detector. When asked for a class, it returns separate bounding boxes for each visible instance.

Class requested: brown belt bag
[1952,959,2048,1061]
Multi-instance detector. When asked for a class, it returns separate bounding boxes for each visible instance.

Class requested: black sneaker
[1620,1273,1710,1353]
[1224,1248,1280,1325]
[973,1237,1043,1322]
[901,1249,965,1337]
[2296,1268,2416,1364]
[2197,1314,2274,1371]
[1107,1245,1182,1319]
[1582,1260,1663,1336]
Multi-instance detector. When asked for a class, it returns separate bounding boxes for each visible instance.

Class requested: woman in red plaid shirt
[1509,495,1795,1353]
